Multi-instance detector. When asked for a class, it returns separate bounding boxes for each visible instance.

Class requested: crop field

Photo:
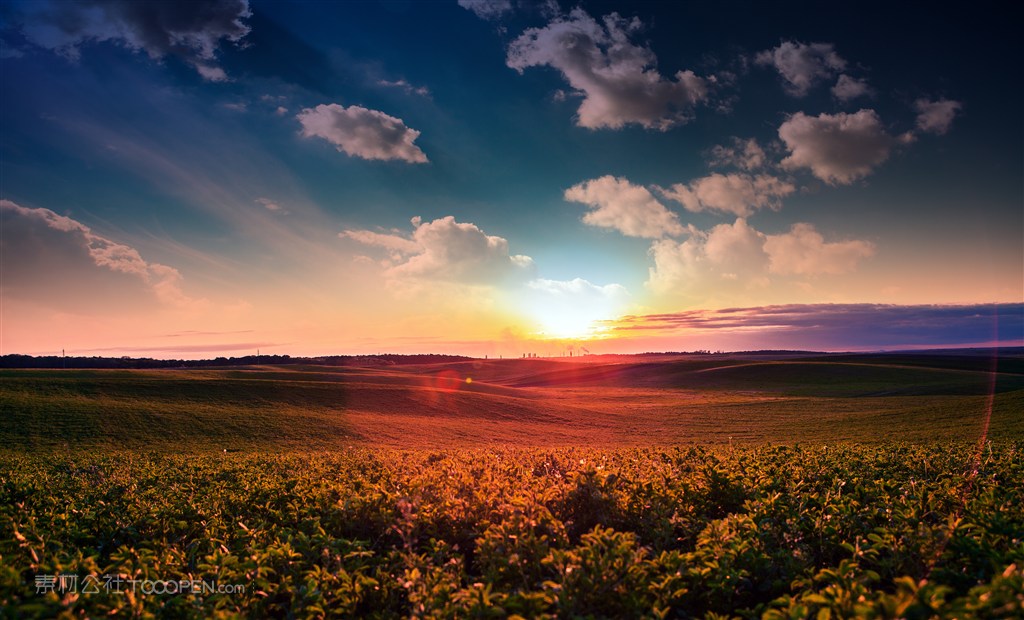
[2,354,1023,450]
[1,353,1023,617]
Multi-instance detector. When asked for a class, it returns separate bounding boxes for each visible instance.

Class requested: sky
[1,0,1021,358]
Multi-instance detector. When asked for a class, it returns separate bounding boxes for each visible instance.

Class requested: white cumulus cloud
[646,218,768,294]
[646,218,874,294]
[297,104,428,163]
[659,173,795,217]
[507,8,709,130]
[342,216,534,284]
[764,223,875,275]
[778,109,897,184]
[564,175,685,238]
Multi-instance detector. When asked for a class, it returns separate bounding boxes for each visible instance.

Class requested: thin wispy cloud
[377,78,431,98]
[914,98,962,135]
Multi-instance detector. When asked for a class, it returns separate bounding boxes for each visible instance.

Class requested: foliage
[1,443,1022,618]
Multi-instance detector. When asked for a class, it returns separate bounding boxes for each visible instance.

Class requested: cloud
[527,277,629,299]
[755,41,846,96]
[339,229,420,254]
[458,0,513,21]
[832,74,872,101]
[378,78,431,98]
[18,0,251,81]
[458,0,560,22]
[703,218,771,273]
[646,218,874,294]
[606,303,1024,350]
[1,199,200,308]
[195,64,229,81]
[79,342,279,354]
[914,98,962,135]
[658,173,795,217]
[564,175,685,238]
[755,41,846,97]
[646,218,769,294]
[708,138,767,171]
[296,104,428,163]
[778,110,898,184]
[342,216,534,284]
[506,8,709,130]
[763,223,875,275]
[255,197,288,214]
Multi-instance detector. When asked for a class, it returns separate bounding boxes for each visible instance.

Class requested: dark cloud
[914,98,962,135]
[755,41,846,97]
[778,110,901,185]
[506,8,709,130]
[17,0,251,80]
[610,304,1024,349]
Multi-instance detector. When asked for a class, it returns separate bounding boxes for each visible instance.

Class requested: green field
[2,354,1022,450]
[1,354,1023,617]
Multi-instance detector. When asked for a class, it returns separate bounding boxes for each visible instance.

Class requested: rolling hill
[2,352,1021,451]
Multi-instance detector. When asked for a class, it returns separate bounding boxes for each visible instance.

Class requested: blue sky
[1,0,1021,356]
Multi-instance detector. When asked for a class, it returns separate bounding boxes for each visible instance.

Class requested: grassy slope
[2,353,1022,451]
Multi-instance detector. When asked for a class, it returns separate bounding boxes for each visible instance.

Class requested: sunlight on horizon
[518,285,627,341]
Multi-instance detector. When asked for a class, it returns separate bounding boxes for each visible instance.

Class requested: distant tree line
[633,350,816,356]
[0,353,473,369]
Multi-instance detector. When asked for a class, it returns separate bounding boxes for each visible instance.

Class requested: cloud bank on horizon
[607,303,1023,351]
[1,0,1020,357]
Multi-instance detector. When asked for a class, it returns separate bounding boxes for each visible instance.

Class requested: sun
[517,282,626,340]
[528,307,610,339]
